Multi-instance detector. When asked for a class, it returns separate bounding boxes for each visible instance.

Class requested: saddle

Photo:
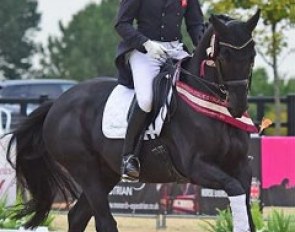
[102,60,180,140]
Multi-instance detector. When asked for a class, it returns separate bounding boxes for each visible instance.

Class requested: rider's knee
[137,98,152,112]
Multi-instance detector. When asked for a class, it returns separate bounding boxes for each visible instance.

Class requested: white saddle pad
[102,85,169,140]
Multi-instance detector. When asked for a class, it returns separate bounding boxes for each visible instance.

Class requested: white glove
[166,43,184,57]
[143,40,167,59]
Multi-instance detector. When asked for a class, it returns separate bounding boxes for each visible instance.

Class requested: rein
[179,35,254,99]
[162,59,226,100]
[177,65,227,99]
[163,31,255,102]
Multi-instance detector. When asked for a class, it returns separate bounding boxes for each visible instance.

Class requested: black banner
[109,182,160,214]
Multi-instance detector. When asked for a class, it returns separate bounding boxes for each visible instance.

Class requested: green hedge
[0,195,54,230]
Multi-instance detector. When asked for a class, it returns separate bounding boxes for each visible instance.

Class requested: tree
[41,0,119,81]
[250,68,295,97]
[209,0,295,134]
[0,0,40,79]
[250,68,273,97]
[281,78,295,95]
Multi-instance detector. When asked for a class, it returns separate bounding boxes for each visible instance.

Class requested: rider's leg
[121,101,148,180]
[121,50,161,181]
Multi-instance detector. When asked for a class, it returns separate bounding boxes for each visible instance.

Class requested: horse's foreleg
[190,159,250,232]
[68,193,93,232]
[235,162,256,232]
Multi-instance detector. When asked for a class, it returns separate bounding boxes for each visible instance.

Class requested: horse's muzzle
[228,106,246,118]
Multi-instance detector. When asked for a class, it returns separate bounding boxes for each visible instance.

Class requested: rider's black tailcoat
[115,0,204,88]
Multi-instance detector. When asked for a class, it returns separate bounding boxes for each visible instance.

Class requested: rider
[115,0,204,182]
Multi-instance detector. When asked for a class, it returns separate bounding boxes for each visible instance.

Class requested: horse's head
[208,10,260,118]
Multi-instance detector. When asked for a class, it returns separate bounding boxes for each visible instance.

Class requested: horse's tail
[6,101,77,228]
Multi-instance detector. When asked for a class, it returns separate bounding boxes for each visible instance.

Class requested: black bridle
[173,36,255,100]
[214,37,254,95]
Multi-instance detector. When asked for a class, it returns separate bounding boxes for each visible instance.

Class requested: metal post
[256,100,265,123]
[20,102,27,116]
[287,94,295,136]
[156,213,167,229]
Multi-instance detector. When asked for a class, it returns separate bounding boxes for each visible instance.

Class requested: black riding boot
[121,102,148,182]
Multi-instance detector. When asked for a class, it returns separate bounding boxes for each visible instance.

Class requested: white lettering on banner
[109,202,130,209]
[130,203,159,210]
[109,202,159,210]
[110,184,147,196]
[109,186,133,196]
[201,188,228,198]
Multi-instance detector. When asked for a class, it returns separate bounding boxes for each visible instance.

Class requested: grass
[52,214,212,232]
[51,207,295,232]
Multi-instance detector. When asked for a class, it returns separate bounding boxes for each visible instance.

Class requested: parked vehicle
[0,79,77,99]
[0,79,77,131]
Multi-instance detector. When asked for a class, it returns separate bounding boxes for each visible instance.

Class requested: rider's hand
[143,40,167,59]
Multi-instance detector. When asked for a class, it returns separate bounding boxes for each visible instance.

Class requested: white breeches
[129,41,189,112]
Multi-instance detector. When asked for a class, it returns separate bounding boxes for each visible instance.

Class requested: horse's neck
[185,28,213,78]
[181,28,217,92]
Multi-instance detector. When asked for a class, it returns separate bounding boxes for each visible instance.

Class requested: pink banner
[262,137,295,188]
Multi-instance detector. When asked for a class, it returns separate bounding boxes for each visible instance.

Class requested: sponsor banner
[157,183,200,215]
[109,182,201,215]
[198,188,228,215]
[261,136,295,206]
[0,135,16,206]
[109,182,160,214]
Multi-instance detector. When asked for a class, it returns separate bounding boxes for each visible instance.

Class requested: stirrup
[121,155,140,182]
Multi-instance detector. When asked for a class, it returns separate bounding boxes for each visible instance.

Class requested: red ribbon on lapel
[181,0,187,7]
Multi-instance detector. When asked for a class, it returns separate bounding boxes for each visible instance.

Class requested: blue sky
[35,0,295,80]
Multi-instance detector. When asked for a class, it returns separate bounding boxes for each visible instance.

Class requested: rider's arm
[115,0,149,50]
[184,0,204,47]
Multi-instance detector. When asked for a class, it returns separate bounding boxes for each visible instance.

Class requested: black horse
[7,11,260,232]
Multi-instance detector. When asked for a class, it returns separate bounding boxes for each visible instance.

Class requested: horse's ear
[209,14,229,35]
[246,9,261,32]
